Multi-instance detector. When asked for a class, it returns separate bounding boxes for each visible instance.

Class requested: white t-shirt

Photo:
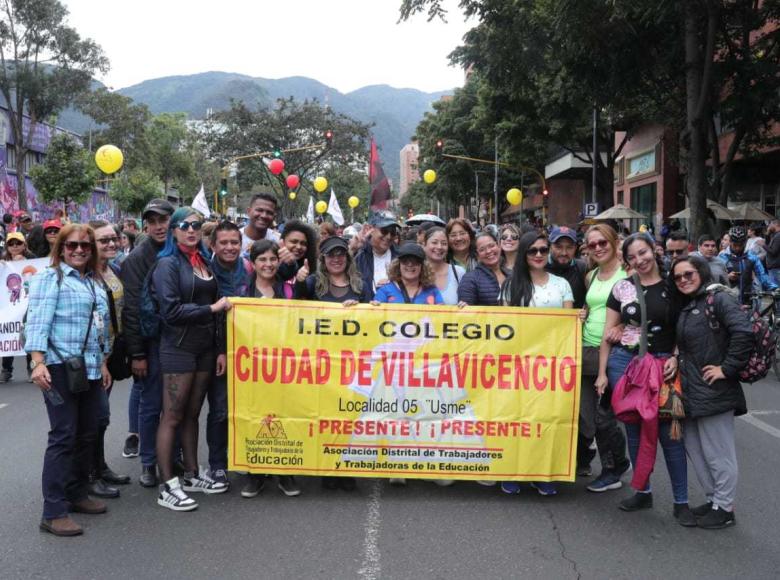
[372,251,392,289]
[439,264,466,305]
[240,226,280,255]
[530,274,573,308]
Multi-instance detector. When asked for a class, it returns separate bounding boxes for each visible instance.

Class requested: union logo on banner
[256,414,288,439]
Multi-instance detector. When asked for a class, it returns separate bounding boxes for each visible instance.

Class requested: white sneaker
[158,477,198,511]
[182,467,228,494]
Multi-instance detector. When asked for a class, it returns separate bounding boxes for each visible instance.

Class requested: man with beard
[546,226,587,308]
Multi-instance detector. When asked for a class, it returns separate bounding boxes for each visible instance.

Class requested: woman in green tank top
[578,224,631,492]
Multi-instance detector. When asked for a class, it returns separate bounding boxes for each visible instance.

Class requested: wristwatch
[29,359,44,371]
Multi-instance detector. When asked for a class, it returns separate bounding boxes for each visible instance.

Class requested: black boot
[97,425,130,484]
[619,492,653,511]
[139,465,158,487]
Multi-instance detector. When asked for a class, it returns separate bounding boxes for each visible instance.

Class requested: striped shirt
[25,264,111,380]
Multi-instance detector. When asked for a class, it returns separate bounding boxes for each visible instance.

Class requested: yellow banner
[228,299,581,481]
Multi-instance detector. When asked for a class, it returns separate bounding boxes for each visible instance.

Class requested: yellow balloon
[288,192,297,200]
[315,200,328,214]
[639,224,648,233]
[95,144,124,174]
[313,176,328,193]
[348,195,360,209]
[423,169,437,184]
[506,187,523,206]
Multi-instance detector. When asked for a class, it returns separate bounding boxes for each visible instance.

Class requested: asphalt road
[1,356,779,580]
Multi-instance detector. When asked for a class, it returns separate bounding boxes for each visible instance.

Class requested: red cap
[42,219,62,231]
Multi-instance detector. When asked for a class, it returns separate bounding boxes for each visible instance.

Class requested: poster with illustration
[0,258,49,357]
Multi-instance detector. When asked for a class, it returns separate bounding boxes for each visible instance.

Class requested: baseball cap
[369,213,399,229]
[18,213,32,223]
[320,236,349,255]
[549,226,577,244]
[6,232,25,244]
[397,243,425,262]
[142,198,175,219]
[42,219,62,231]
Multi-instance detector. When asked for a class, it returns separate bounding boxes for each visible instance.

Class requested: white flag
[306,196,315,223]
[327,188,345,225]
[192,184,211,218]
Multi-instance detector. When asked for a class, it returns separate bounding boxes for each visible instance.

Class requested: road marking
[357,479,382,580]
[751,410,780,416]
[740,413,780,439]
[0,404,8,410]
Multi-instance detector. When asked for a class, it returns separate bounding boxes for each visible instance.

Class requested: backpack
[139,264,161,339]
[704,290,776,383]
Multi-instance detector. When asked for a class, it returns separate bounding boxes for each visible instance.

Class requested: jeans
[770,268,780,288]
[625,421,688,503]
[207,374,228,472]
[138,341,163,467]
[128,378,141,434]
[98,385,111,430]
[41,364,101,520]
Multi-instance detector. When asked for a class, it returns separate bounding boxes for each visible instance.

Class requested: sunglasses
[63,241,92,252]
[526,246,550,256]
[587,239,609,250]
[501,234,519,241]
[673,270,697,283]
[96,236,119,245]
[666,248,686,257]
[177,221,203,231]
[379,226,397,237]
[44,228,60,236]
[7,239,23,247]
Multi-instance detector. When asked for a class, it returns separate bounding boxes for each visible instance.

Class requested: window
[630,183,657,224]
[24,151,38,173]
[617,191,624,205]
[6,147,15,170]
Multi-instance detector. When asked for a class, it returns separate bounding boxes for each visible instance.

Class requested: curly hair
[387,257,436,288]
[313,250,363,297]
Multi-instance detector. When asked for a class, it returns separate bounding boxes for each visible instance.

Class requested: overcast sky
[61,0,472,94]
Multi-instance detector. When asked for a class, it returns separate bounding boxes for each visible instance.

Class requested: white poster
[0,258,49,357]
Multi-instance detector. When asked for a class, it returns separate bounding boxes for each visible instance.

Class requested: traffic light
[272,148,282,159]
[219,178,228,197]
[324,130,333,147]
[434,139,444,161]
[542,188,549,197]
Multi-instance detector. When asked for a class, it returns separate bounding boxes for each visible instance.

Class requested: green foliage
[400,180,437,215]
[109,167,163,214]
[145,112,197,197]
[30,132,98,205]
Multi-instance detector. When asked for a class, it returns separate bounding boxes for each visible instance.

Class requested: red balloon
[269,158,285,175]
[286,174,300,189]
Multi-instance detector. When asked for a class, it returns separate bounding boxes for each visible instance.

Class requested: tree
[30,131,98,207]
[146,112,195,197]
[109,167,163,214]
[0,0,108,210]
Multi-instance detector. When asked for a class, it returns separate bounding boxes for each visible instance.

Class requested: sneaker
[530,482,558,496]
[587,472,623,493]
[157,477,198,511]
[673,503,698,527]
[241,474,266,498]
[501,482,522,495]
[619,492,653,512]
[122,434,139,458]
[277,475,301,497]
[182,468,228,494]
[388,478,407,487]
[211,469,230,491]
[577,465,593,477]
[139,465,158,488]
[697,506,736,529]
[691,501,714,517]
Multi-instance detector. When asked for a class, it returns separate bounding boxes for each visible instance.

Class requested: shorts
[158,345,215,374]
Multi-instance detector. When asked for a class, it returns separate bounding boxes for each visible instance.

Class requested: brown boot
[39,516,83,536]
[70,498,107,514]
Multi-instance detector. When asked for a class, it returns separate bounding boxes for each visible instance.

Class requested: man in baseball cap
[142,198,175,220]
[547,226,587,308]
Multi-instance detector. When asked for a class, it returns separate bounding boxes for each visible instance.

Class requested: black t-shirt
[606,277,677,354]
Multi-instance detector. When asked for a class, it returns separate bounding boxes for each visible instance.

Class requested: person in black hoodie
[153,207,232,511]
[671,255,753,529]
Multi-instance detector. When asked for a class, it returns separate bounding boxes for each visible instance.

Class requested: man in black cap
[354,214,400,300]
[119,198,174,486]
[546,226,587,308]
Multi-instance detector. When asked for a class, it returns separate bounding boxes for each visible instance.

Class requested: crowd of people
[1,196,774,536]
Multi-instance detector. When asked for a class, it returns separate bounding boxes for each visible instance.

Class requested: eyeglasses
[63,241,92,252]
[526,246,550,256]
[7,240,23,247]
[44,228,60,236]
[96,236,119,245]
[587,240,609,250]
[177,221,203,231]
[673,270,697,283]
[501,234,519,241]
[666,248,687,257]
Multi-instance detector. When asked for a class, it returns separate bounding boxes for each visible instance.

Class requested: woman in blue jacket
[371,243,443,306]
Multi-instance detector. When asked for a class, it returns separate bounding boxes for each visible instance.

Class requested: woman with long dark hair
[499,224,520,271]
[153,207,232,511]
[457,232,511,307]
[446,218,477,272]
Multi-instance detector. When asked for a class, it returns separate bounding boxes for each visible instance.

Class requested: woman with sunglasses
[446,218,478,272]
[25,224,112,536]
[499,231,573,496]
[423,226,465,305]
[670,256,752,529]
[457,232,511,307]
[1,233,36,383]
[594,233,693,525]
[499,224,520,271]
[239,239,300,499]
[84,221,131,500]
[153,208,232,511]
[579,225,631,493]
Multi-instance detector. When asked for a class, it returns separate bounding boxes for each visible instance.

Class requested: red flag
[368,138,391,210]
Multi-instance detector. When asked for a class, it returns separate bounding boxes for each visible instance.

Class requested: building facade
[399,141,420,198]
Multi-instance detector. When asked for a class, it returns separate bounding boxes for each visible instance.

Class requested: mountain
[111,71,453,184]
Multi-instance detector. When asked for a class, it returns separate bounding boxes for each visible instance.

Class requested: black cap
[397,243,425,261]
[320,236,349,255]
[142,198,175,219]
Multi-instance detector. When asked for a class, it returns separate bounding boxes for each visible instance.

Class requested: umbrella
[405,213,446,226]
[669,200,736,220]
[727,202,775,221]
[593,204,646,220]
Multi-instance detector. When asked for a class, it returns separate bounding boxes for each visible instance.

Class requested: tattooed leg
[157,373,195,481]
[181,371,212,474]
